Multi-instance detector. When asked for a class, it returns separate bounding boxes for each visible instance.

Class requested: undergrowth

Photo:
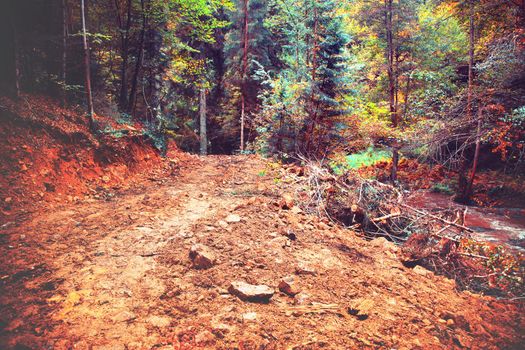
[331,147,390,174]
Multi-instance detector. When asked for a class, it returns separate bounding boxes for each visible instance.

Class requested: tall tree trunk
[8,2,20,99]
[12,27,21,100]
[128,0,146,116]
[81,0,95,128]
[303,3,319,155]
[403,72,411,119]
[240,0,249,152]
[199,87,207,155]
[116,0,132,110]
[146,9,165,127]
[465,107,483,196]
[385,0,398,182]
[60,0,68,106]
[456,0,475,202]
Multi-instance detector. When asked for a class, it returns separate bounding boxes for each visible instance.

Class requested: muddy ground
[0,155,524,349]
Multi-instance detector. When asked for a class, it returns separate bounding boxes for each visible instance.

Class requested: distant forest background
[0,0,524,201]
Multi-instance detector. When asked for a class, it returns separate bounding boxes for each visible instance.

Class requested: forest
[0,0,524,349]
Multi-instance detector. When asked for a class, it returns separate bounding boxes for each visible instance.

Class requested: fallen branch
[400,204,474,232]
[372,212,401,222]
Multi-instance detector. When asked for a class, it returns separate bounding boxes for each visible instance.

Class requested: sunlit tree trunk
[466,107,483,196]
[385,0,398,182]
[456,0,475,202]
[199,87,207,155]
[403,73,411,119]
[240,0,249,152]
[81,0,95,128]
[146,10,165,126]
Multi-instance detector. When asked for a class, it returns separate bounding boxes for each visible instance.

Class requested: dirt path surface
[1,156,523,349]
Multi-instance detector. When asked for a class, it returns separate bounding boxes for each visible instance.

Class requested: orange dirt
[0,94,189,224]
[1,154,523,349]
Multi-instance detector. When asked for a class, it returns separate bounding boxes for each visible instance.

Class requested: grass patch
[430,182,454,195]
[331,147,390,174]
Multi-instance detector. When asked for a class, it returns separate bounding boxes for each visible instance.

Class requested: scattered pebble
[225,214,241,223]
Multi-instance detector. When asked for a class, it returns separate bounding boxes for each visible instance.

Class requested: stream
[407,191,525,252]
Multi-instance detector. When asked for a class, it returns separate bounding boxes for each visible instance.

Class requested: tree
[81,0,95,128]
[115,0,133,110]
[60,0,68,106]
[128,0,147,116]
[255,0,349,157]
[224,0,273,151]
[199,86,207,155]
[455,0,476,203]
[385,0,398,182]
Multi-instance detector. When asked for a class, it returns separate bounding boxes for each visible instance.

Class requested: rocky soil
[0,155,524,349]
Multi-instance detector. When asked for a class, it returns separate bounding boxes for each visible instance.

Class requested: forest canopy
[0,0,524,200]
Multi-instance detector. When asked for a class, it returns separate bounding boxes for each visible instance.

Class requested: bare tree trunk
[61,0,68,106]
[241,94,245,151]
[303,3,319,155]
[240,0,249,152]
[81,0,95,128]
[199,87,207,155]
[147,15,165,126]
[465,107,483,196]
[116,0,132,110]
[385,0,398,182]
[456,0,475,202]
[403,72,411,119]
[128,0,146,117]
[8,4,20,99]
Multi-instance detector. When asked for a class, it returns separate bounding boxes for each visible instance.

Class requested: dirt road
[1,156,523,349]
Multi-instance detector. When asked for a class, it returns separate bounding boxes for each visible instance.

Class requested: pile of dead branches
[286,159,470,244]
[280,158,524,297]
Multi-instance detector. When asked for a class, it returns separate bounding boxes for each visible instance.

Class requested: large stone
[189,244,216,269]
[228,281,275,302]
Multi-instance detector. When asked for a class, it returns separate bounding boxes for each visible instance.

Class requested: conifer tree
[223,0,274,151]
[257,0,349,157]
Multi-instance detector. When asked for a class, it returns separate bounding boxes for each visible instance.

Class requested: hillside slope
[0,94,186,224]
[1,155,523,349]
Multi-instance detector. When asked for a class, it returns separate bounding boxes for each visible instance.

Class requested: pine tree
[257,0,349,157]
[304,0,350,156]
[223,0,274,151]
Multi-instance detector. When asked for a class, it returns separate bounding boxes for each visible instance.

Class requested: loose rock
[278,276,301,296]
[228,281,274,302]
[279,193,294,209]
[413,265,430,276]
[348,298,374,320]
[195,330,216,345]
[293,292,311,305]
[225,214,241,223]
[295,263,317,276]
[189,244,216,269]
[242,312,258,322]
